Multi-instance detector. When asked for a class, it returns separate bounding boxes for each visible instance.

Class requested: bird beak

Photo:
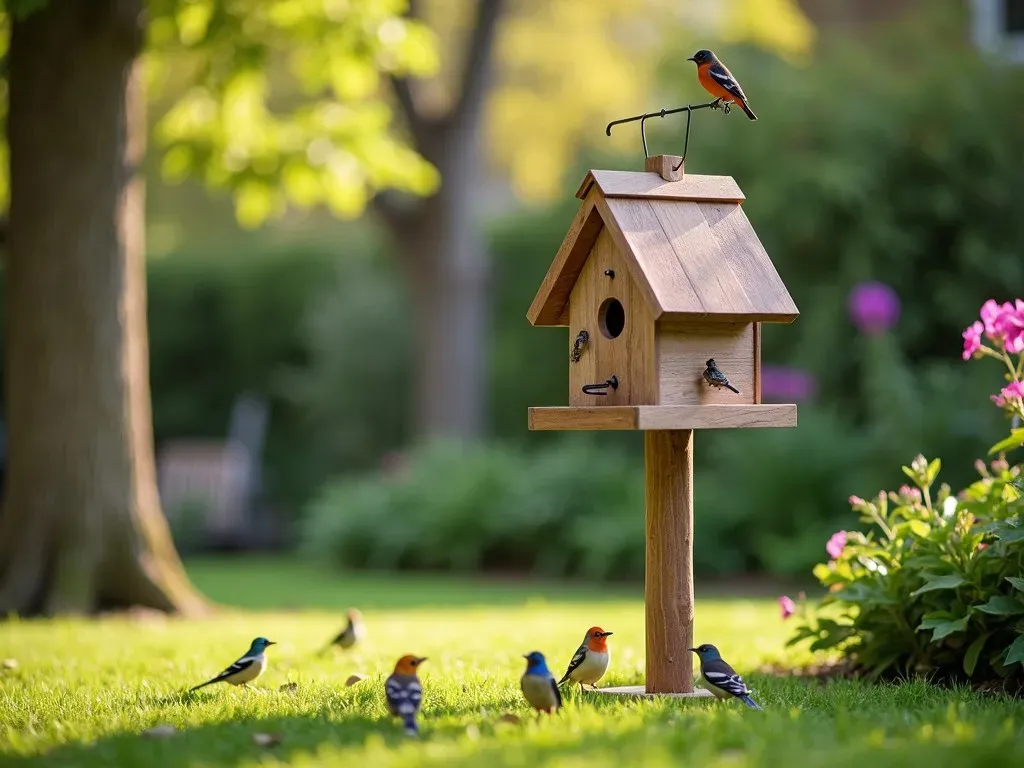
[602,631,614,637]
[417,657,428,663]
[688,647,697,652]
[523,654,530,659]
[686,56,696,62]
[267,641,277,646]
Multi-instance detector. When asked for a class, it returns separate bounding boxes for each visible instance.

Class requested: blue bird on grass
[690,643,763,711]
[189,637,276,692]
[385,654,427,737]
[520,651,562,715]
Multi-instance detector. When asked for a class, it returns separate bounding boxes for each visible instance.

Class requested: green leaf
[908,519,931,537]
[963,633,990,676]
[976,595,1024,616]
[910,573,965,596]
[988,428,1024,455]
[1003,634,1024,667]
[995,527,1024,544]
[929,616,970,641]
[1006,577,1024,592]
[926,458,942,485]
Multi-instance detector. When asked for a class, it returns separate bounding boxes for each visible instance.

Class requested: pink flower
[761,365,818,402]
[962,321,984,360]
[826,530,848,560]
[848,495,865,507]
[980,299,1003,337]
[778,595,796,620]
[991,381,1024,408]
[848,282,901,336]
[898,484,922,503]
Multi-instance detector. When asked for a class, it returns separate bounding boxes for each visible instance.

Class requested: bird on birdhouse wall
[703,359,740,394]
[688,49,757,120]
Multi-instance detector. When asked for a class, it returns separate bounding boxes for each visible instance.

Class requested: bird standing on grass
[703,358,740,394]
[521,651,562,715]
[188,637,276,692]
[690,644,763,711]
[688,49,758,120]
[321,608,366,654]
[558,626,613,689]
[385,655,427,737]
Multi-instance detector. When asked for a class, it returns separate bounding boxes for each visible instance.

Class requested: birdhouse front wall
[656,320,758,405]
[568,227,656,407]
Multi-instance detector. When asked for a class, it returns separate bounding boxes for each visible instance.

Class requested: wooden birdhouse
[525,156,800,697]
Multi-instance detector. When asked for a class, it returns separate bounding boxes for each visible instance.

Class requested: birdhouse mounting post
[524,157,799,699]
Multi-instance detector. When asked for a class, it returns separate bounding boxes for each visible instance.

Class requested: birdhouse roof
[527,170,799,326]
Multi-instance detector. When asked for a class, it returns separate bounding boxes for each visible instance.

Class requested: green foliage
[301,438,646,581]
[789,455,1024,682]
[146,0,440,227]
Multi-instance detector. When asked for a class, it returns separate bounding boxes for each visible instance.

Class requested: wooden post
[644,154,684,182]
[644,429,694,693]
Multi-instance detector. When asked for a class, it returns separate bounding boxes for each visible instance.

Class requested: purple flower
[848,281,901,336]
[826,530,847,560]
[962,321,984,360]
[778,595,796,620]
[761,365,817,402]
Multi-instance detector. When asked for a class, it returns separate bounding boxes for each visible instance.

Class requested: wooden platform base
[590,685,715,699]
[528,404,797,431]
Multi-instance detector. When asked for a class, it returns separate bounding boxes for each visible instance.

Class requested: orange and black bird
[688,49,757,120]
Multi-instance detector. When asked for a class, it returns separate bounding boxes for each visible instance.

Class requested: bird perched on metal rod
[558,626,613,689]
[690,644,764,711]
[687,49,757,120]
[188,636,276,692]
[320,608,366,654]
[385,654,427,737]
[703,358,740,394]
[520,651,562,715]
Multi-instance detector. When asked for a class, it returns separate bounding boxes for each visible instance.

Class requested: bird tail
[188,679,216,693]
[726,382,740,394]
[401,712,419,737]
[738,100,757,120]
[739,694,763,711]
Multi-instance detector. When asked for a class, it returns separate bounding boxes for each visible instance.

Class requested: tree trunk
[0,0,207,616]
[397,123,492,440]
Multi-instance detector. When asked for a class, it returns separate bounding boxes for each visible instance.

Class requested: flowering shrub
[789,299,1024,682]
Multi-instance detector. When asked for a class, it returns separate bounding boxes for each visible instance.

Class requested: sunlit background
[3,0,1024,597]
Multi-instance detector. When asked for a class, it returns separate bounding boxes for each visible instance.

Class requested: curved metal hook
[581,375,619,396]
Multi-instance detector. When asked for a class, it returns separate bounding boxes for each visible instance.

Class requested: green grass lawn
[1,557,1023,767]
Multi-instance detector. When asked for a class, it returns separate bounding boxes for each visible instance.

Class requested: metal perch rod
[605,99,721,168]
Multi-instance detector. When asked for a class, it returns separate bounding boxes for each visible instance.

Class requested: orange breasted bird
[688,49,757,120]
[385,654,427,737]
[557,626,612,688]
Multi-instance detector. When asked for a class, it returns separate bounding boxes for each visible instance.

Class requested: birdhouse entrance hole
[598,297,625,339]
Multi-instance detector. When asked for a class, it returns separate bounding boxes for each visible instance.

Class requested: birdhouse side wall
[568,227,656,407]
[655,320,756,405]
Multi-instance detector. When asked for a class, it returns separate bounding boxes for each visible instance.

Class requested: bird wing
[385,675,423,716]
[708,62,748,102]
[558,644,588,683]
[702,658,752,698]
[550,675,563,709]
[212,656,257,683]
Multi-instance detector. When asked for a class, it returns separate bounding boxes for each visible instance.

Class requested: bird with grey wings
[690,643,763,710]
[320,608,366,655]
[702,358,740,394]
[189,636,276,692]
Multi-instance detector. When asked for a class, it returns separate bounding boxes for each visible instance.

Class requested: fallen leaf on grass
[2,659,18,670]
[252,732,282,747]
[345,674,367,687]
[497,713,521,725]
[279,682,299,693]
[143,724,177,739]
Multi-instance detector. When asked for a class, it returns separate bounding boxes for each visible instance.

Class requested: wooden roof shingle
[527,170,799,327]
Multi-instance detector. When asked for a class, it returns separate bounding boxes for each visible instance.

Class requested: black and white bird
[690,643,763,711]
[702,358,740,394]
[385,654,427,736]
[189,636,276,692]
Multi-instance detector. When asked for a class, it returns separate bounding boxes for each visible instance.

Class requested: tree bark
[383,0,505,441]
[0,0,207,616]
